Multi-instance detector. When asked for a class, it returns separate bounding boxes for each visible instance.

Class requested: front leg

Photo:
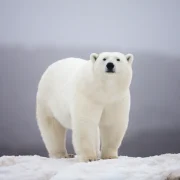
[71,94,102,162]
[100,95,130,159]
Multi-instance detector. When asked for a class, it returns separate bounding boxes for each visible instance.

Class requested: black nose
[106,62,114,70]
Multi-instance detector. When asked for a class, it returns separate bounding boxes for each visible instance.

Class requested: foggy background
[0,0,180,157]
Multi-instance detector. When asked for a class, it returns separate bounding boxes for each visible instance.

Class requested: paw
[166,170,180,180]
[79,155,98,162]
[65,154,75,158]
[101,154,118,160]
[49,152,74,159]
[101,149,118,160]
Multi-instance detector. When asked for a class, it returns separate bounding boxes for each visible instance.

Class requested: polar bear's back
[38,57,86,92]
[44,58,86,83]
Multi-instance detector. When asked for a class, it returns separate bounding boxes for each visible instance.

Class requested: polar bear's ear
[90,53,99,62]
[126,54,134,65]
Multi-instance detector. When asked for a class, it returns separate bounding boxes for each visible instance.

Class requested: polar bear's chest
[90,81,124,104]
[93,90,122,104]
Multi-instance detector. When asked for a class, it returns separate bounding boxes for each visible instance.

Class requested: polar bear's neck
[76,62,131,104]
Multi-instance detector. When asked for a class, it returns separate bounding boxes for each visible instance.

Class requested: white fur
[36,52,134,162]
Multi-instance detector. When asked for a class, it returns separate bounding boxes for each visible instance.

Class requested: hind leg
[36,105,73,158]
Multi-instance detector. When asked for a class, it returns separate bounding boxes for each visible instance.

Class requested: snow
[0,153,180,180]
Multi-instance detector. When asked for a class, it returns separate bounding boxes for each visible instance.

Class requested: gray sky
[0,0,180,55]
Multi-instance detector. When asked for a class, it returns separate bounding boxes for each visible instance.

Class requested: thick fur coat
[36,52,134,162]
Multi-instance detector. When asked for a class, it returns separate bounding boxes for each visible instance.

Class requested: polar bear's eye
[117,58,120,61]
[103,58,106,61]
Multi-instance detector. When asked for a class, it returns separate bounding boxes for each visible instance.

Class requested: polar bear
[36,52,134,162]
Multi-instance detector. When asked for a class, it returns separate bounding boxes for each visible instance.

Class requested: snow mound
[0,153,180,180]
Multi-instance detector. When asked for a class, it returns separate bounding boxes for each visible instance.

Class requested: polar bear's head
[90,52,133,82]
